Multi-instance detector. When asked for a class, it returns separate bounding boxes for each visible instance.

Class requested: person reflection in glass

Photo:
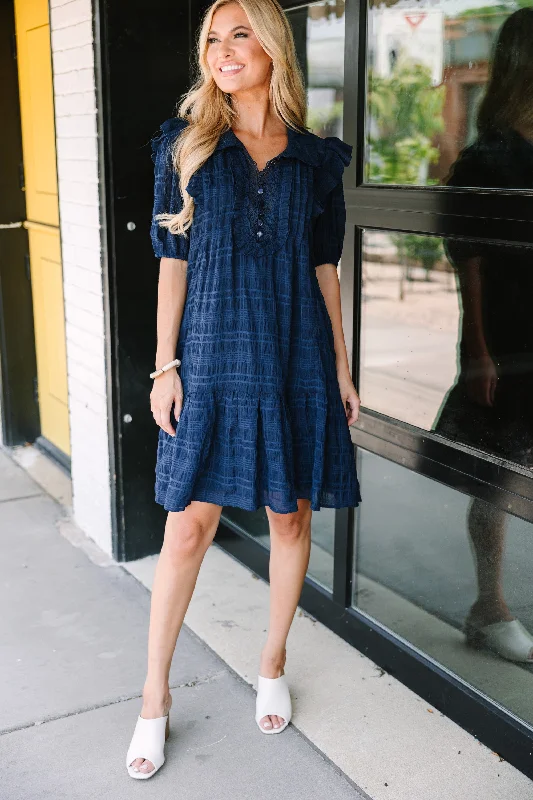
[434,8,533,663]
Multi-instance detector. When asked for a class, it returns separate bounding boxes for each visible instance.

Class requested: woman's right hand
[465,355,498,407]
[150,369,183,436]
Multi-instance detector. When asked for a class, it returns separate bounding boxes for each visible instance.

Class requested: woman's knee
[268,502,312,539]
[468,497,506,537]
[163,506,219,559]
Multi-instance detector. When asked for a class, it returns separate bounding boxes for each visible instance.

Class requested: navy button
[256,230,263,238]
[258,219,263,226]
[257,187,264,194]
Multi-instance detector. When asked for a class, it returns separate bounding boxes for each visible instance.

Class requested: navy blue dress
[150,117,361,514]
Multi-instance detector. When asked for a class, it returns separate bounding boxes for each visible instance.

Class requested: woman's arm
[458,256,489,359]
[150,257,188,436]
[457,255,497,407]
[316,264,360,425]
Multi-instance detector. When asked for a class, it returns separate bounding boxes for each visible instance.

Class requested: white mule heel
[255,673,292,734]
[465,618,533,662]
[126,712,170,779]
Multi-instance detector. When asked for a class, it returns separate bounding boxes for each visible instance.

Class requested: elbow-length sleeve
[150,119,190,261]
[311,136,352,269]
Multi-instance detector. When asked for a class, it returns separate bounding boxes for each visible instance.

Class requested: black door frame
[95,0,200,560]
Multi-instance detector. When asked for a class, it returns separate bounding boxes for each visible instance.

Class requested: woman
[434,8,533,665]
[126,0,361,779]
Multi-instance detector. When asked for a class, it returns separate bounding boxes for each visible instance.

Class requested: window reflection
[287,1,345,138]
[360,230,460,431]
[434,235,533,465]
[432,10,533,462]
[365,2,533,186]
[354,449,533,728]
[361,229,533,463]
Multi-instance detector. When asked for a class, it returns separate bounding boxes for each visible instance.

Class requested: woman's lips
[219,64,245,74]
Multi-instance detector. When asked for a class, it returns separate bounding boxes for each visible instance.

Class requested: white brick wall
[50,0,113,555]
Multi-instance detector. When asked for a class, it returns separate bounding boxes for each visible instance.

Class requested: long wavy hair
[156,0,307,238]
[477,8,533,136]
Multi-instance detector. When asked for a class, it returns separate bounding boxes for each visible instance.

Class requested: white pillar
[50,0,113,555]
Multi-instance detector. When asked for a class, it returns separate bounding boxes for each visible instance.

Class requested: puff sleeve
[150,119,190,261]
[311,137,352,269]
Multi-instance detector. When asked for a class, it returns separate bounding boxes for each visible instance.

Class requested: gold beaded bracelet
[150,358,181,380]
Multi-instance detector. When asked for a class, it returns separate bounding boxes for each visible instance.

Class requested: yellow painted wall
[14,0,70,455]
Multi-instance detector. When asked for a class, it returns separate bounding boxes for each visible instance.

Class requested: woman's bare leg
[467,498,533,659]
[258,498,312,731]
[130,500,223,774]
[466,497,512,626]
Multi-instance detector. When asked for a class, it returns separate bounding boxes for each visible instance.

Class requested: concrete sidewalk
[0,449,366,800]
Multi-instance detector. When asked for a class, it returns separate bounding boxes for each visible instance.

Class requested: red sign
[404,12,427,29]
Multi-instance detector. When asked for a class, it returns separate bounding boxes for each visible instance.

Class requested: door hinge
[18,164,25,191]
[24,254,31,280]
[33,377,39,404]
[11,33,17,61]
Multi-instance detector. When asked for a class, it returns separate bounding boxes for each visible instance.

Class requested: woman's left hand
[337,368,361,426]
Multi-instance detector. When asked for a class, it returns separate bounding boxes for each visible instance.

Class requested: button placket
[256,179,265,238]
[234,148,291,256]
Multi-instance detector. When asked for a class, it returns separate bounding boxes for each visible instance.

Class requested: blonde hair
[156,0,308,237]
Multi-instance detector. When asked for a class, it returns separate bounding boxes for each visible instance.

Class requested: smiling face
[206,2,273,95]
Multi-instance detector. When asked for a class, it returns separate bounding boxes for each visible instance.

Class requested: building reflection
[366,0,533,186]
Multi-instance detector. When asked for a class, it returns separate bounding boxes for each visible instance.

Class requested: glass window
[360,229,459,431]
[287,1,346,138]
[360,229,533,468]
[354,448,533,728]
[365,2,533,187]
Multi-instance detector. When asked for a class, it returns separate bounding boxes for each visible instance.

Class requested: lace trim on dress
[241,148,284,253]
[231,148,294,257]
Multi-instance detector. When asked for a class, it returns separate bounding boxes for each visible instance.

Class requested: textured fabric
[150,117,361,513]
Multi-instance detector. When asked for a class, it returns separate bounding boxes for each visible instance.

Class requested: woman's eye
[207,32,248,44]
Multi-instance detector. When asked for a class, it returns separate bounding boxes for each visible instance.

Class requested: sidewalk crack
[0,671,227,736]
[0,492,43,506]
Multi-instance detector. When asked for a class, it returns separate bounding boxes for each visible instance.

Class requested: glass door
[347,0,533,757]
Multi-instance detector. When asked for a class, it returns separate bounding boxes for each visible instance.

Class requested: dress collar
[215,123,323,167]
[158,117,324,167]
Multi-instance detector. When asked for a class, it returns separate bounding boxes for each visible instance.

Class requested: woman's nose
[218,37,234,54]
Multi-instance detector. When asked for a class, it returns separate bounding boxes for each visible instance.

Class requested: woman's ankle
[260,646,286,673]
[142,681,172,714]
[468,598,513,625]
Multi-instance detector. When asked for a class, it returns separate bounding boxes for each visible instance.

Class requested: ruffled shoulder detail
[312,136,353,217]
[150,117,189,163]
[150,117,202,199]
[324,136,352,167]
